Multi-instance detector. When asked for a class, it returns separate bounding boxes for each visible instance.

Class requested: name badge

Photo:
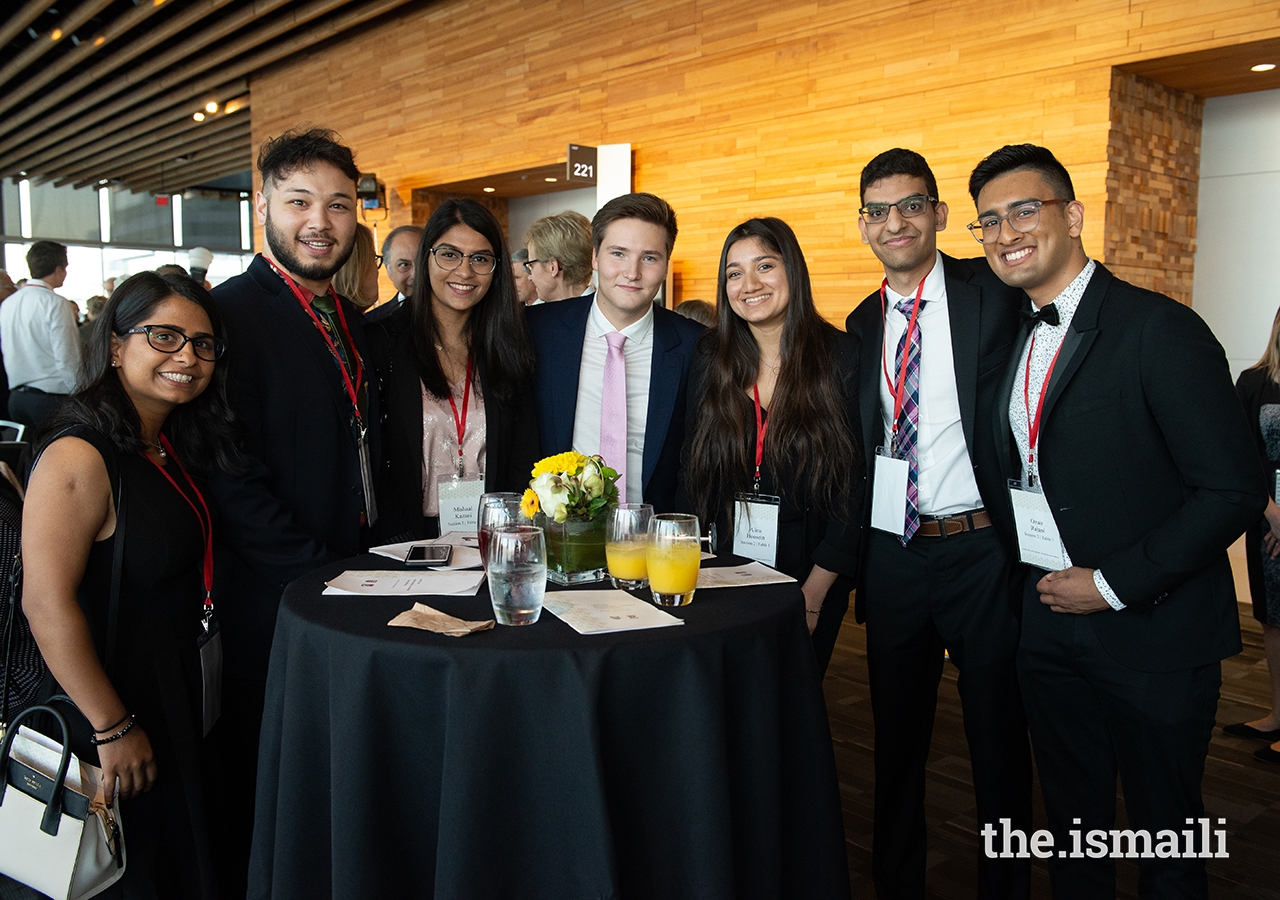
[733,492,780,567]
[357,428,379,527]
[870,446,908,536]
[198,622,222,737]
[1274,468,1279,500]
[437,473,486,532]
[1008,479,1068,571]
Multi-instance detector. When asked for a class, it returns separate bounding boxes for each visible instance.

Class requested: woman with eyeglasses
[368,199,538,541]
[20,272,238,897]
[680,218,863,674]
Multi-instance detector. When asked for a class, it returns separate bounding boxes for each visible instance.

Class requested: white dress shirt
[572,299,653,503]
[0,279,81,393]
[878,251,983,515]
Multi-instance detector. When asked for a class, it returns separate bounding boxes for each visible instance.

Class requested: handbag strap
[105,469,125,677]
[0,549,19,732]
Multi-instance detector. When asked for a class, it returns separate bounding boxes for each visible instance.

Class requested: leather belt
[916,508,991,538]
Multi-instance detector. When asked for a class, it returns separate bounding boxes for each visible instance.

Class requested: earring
[111,361,119,367]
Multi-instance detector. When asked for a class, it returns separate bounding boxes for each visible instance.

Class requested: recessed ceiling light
[193,112,205,122]
[205,101,218,113]
[544,177,557,183]
[50,29,62,41]
[483,187,495,193]
[1252,63,1276,72]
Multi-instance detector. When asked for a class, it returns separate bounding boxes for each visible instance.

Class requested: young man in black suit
[971,143,1267,899]
[845,148,1033,900]
[207,126,379,894]
[526,192,703,513]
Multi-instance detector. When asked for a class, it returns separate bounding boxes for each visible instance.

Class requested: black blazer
[1235,365,1280,618]
[208,254,381,678]
[844,253,1024,620]
[366,304,540,542]
[526,294,705,513]
[679,327,864,581]
[993,263,1267,672]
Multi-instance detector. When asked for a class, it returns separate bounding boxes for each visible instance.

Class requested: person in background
[156,264,189,278]
[674,298,715,328]
[0,240,80,431]
[368,199,538,541]
[0,270,16,433]
[188,247,214,290]
[80,295,108,337]
[681,218,861,673]
[22,272,238,898]
[333,223,379,310]
[511,247,538,306]
[524,210,593,301]
[1230,306,1280,765]
[366,224,422,323]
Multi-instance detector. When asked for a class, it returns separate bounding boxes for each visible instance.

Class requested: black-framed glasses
[123,325,226,361]
[522,258,545,274]
[858,194,936,225]
[967,198,1069,244]
[429,246,497,275]
[374,253,384,269]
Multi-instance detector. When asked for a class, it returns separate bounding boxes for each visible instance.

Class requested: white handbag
[0,704,126,900]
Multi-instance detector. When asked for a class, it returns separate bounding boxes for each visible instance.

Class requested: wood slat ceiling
[0,0,419,197]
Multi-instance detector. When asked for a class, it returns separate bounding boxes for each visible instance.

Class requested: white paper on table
[543,590,684,635]
[696,561,797,589]
[323,569,485,596]
[369,538,483,570]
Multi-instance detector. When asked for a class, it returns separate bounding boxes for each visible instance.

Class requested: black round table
[247,554,850,899]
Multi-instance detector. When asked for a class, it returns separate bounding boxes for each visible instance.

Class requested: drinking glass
[478,492,522,571]
[486,524,547,625]
[606,503,653,590]
[646,513,701,606]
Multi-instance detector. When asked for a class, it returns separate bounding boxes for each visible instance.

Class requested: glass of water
[486,524,547,625]
[478,493,522,571]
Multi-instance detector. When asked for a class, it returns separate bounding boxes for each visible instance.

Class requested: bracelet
[93,712,130,734]
[90,714,136,746]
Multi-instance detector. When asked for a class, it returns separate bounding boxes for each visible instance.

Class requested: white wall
[507,187,597,253]
[1193,88,1280,378]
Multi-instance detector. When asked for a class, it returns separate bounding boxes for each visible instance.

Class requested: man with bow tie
[971,143,1266,900]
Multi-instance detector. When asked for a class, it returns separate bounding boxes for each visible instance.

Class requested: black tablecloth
[247,555,850,899]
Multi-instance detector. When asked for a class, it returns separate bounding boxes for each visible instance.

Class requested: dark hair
[409,199,534,405]
[591,193,678,257]
[36,272,240,475]
[859,148,939,205]
[257,126,358,192]
[154,263,188,278]
[968,144,1075,204]
[27,241,67,279]
[685,218,856,522]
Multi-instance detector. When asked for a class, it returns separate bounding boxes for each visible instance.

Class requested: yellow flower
[531,451,586,478]
[520,488,540,519]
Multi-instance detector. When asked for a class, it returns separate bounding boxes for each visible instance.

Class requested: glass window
[1,183,19,239]
[109,190,173,246]
[181,194,246,252]
[30,181,100,243]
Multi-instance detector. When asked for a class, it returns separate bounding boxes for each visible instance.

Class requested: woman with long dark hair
[682,218,862,672]
[369,200,539,540]
[21,272,238,897]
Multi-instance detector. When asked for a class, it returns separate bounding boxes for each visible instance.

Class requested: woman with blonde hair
[333,223,379,309]
[1230,305,1280,764]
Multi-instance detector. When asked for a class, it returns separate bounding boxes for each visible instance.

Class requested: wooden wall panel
[250,0,1280,321]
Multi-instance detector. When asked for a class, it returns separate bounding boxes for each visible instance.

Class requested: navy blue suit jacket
[526,293,704,513]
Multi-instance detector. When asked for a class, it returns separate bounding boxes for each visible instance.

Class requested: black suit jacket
[994,263,1266,672]
[208,254,381,678]
[526,294,704,513]
[845,253,1024,620]
[366,304,540,542]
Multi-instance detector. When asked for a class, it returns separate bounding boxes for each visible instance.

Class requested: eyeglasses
[429,246,497,275]
[374,253,384,269]
[522,258,545,274]
[967,199,1070,244]
[123,325,226,361]
[858,194,936,225]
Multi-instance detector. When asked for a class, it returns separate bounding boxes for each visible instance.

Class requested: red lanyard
[266,259,365,429]
[447,355,473,474]
[752,383,769,491]
[143,437,214,616]
[1023,329,1065,472]
[879,275,927,447]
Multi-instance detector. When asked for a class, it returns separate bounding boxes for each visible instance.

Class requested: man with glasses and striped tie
[845,148,1033,900]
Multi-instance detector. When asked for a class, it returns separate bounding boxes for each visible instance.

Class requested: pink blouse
[421,378,487,517]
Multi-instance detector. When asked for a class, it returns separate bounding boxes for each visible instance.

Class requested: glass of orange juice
[646,513,701,606]
[606,503,653,590]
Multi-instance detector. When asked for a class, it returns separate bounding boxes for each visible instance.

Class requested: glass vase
[537,511,610,585]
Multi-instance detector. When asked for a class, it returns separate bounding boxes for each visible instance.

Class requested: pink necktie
[600,331,628,502]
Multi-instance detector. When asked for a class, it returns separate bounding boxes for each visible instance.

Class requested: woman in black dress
[22,272,238,897]
[681,217,863,673]
[1230,307,1280,764]
[368,199,538,542]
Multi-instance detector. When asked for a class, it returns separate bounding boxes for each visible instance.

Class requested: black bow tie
[1022,303,1059,327]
